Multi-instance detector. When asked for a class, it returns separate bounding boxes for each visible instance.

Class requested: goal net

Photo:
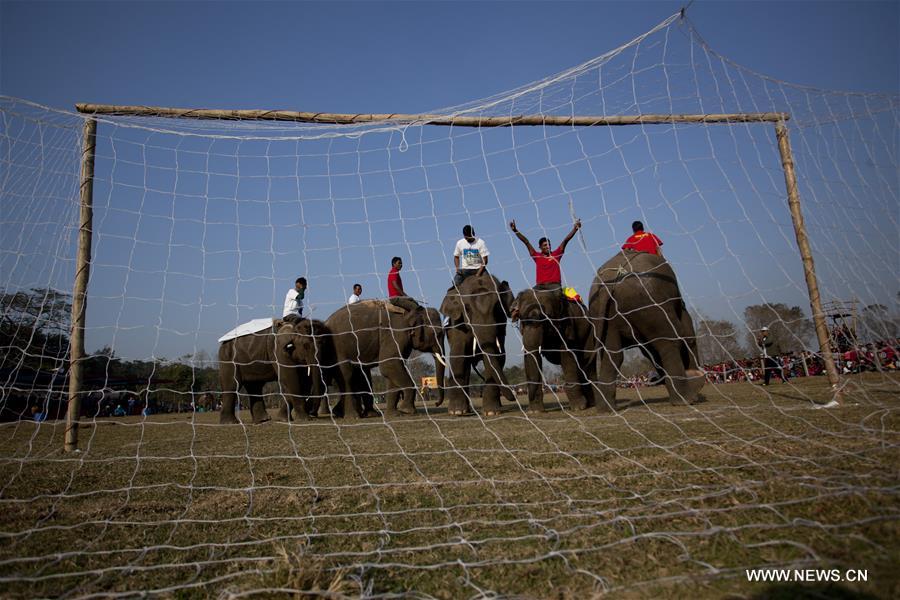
[1,12,897,597]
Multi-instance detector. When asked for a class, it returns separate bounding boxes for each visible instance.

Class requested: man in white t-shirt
[348,283,362,305]
[453,224,489,286]
[283,277,307,322]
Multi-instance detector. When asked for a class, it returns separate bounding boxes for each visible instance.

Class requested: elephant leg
[446,353,472,416]
[523,344,544,413]
[218,363,240,424]
[290,376,315,420]
[482,379,501,416]
[245,383,270,424]
[560,348,590,410]
[381,358,416,415]
[480,348,510,416]
[579,353,598,409]
[276,400,290,421]
[355,367,376,417]
[335,363,363,419]
[276,384,295,421]
[384,388,400,413]
[656,340,695,405]
[359,367,377,417]
[596,331,622,412]
[219,387,240,424]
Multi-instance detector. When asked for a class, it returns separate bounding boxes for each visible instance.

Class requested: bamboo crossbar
[76,103,788,127]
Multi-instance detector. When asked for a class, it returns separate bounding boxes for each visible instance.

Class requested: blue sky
[1,1,898,362]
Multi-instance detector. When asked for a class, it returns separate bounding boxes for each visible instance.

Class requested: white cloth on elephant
[217,318,275,343]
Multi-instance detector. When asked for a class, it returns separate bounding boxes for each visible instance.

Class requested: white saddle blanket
[217,318,275,343]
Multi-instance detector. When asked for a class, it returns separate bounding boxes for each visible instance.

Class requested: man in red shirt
[622,220,663,256]
[388,256,405,297]
[509,218,581,285]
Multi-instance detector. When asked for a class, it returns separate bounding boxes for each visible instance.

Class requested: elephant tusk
[433,352,447,368]
[472,337,478,354]
[499,339,504,354]
[307,366,311,376]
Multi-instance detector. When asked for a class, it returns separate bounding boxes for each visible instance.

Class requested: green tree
[860,303,898,341]
[743,303,813,354]
[697,319,746,364]
[0,287,71,371]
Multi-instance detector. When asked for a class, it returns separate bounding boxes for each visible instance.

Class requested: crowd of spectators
[702,338,899,385]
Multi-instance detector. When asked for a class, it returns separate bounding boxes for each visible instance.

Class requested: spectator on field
[622,220,664,256]
[283,277,307,323]
[453,225,489,287]
[348,283,362,305]
[509,218,581,285]
[757,327,787,385]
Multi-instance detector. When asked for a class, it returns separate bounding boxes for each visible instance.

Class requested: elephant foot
[527,406,546,414]
[484,410,502,417]
[397,405,417,416]
[252,417,271,425]
[449,409,472,417]
[219,413,239,425]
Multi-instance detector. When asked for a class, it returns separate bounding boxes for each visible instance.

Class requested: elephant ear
[498,280,514,318]
[509,292,522,322]
[440,293,463,323]
[408,308,429,350]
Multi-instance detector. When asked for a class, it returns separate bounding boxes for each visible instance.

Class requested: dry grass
[1,373,898,598]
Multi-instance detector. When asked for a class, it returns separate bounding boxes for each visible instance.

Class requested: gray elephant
[440,273,516,416]
[588,249,704,410]
[324,299,446,417]
[217,319,336,424]
[511,284,596,412]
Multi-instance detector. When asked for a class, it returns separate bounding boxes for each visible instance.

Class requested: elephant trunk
[309,364,324,399]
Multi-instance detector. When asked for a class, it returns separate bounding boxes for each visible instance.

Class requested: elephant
[440,273,516,416]
[217,318,337,424]
[324,298,446,416]
[511,284,596,412]
[588,249,705,410]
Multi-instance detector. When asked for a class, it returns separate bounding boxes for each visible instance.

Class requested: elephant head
[274,319,334,399]
[512,285,575,340]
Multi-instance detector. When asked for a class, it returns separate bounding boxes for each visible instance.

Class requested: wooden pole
[65,118,97,452]
[75,104,788,127]
[775,120,842,404]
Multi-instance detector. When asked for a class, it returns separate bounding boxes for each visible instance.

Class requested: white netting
[1,13,898,598]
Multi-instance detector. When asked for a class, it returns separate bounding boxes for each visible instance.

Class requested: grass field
[1,374,898,599]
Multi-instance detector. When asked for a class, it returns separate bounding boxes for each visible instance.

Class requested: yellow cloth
[563,287,582,303]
